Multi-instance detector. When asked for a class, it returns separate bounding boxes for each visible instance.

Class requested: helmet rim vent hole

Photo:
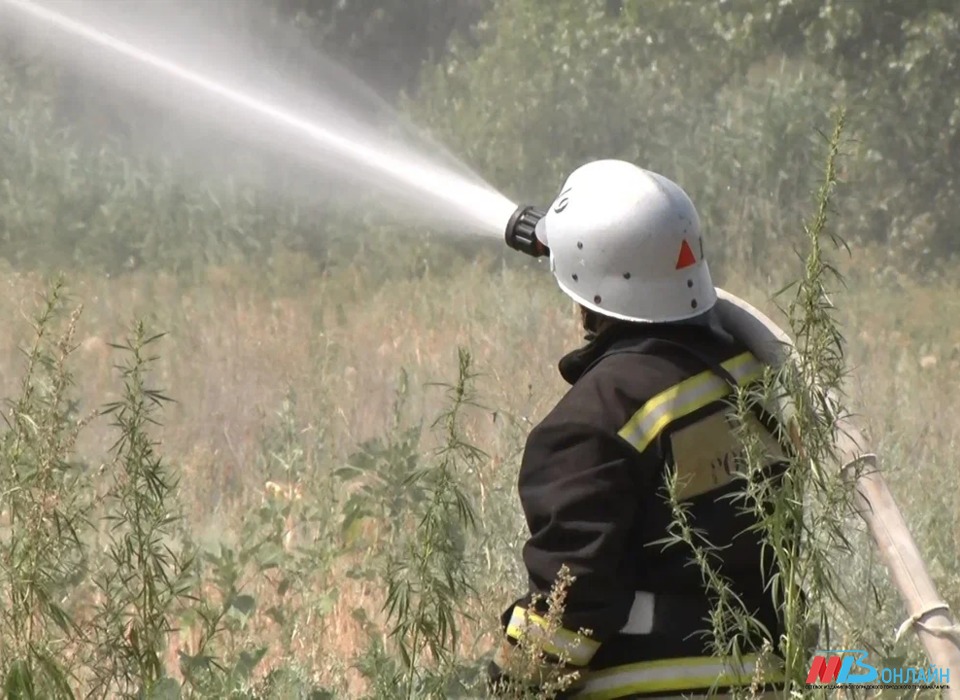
[577,241,584,249]
[687,280,694,288]
[594,295,602,304]
[623,272,631,279]
[691,299,698,309]
[572,274,579,282]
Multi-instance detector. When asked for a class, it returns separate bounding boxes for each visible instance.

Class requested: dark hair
[581,305,719,335]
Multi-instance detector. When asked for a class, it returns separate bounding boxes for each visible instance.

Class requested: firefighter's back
[525,321,788,698]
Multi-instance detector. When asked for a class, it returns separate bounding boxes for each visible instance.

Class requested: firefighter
[489,160,790,699]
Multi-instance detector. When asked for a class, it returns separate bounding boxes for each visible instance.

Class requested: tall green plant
[375,349,481,699]
[656,109,860,696]
[768,110,859,686]
[87,323,194,697]
[0,280,91,699]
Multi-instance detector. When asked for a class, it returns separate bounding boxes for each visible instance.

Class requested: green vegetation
[1,1,958,698]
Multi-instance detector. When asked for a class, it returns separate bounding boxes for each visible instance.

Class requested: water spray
[0,0,518,237]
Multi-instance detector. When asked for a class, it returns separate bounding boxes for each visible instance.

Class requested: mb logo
[806,650,878,684]
[807,650,950,687]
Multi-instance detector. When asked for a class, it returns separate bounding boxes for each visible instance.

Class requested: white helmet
[534,159,717,324]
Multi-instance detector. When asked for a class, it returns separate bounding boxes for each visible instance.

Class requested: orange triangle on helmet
[675,239,697,270]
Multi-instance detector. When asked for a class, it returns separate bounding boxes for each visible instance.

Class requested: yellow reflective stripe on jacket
[573,653,783,699]
[506,606,600,667]
[617,352,765,454]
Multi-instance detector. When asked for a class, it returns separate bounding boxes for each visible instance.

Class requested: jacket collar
[557,313,732,385]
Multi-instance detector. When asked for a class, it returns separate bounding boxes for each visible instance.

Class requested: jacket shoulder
[546,333,756,435]
[543,349,692,433]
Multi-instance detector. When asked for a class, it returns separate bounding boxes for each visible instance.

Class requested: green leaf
[233,646,268,680]
[31,650,75,700]
[44,601,75,635]
[265,605,286,626]
[333,465,364,481]
[229,593,256,616]
[315,590,339,617]
[3,660,37,700]
[178,651,216,677]
[256,541,285,570]
[340,494,373,537]
[341,505,371,546]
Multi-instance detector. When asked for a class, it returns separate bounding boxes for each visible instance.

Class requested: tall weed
[0,281,90,699]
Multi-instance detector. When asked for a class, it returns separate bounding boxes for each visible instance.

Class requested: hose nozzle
[505,205,548,258]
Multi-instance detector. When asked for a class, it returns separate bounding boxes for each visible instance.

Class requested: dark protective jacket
[489,316,792,699]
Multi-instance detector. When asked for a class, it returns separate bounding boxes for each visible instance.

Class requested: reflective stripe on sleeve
[506,606,600,667]
[573,653,784,699]
[617,352,765,455]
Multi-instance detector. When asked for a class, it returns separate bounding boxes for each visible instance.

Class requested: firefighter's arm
[488,418,646,695]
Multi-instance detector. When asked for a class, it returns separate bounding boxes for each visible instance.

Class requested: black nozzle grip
[505,205,549,258]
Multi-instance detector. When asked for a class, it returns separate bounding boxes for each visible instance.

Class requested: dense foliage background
[2,0,958,275]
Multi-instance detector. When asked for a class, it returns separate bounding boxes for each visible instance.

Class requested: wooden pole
[715,288,960,695]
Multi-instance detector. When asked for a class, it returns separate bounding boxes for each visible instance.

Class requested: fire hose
[714,289,960,694]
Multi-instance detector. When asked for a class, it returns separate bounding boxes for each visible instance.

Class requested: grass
[1,203,958,696]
